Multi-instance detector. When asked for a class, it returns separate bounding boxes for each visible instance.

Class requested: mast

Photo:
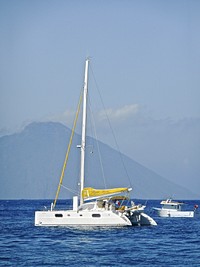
[80,58,89,205]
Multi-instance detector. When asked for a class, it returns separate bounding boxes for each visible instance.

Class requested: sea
[0,199,200,267]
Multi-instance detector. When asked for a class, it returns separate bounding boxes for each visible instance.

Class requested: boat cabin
[160,199,184,211]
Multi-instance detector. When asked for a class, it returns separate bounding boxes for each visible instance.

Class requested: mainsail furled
[82,187,132,201]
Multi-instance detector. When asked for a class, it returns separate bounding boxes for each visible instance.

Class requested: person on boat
[115,200,120,207]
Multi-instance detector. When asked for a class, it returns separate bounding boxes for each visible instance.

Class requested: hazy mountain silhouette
[0,122,198,199]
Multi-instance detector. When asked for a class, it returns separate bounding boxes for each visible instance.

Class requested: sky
[0,0,200,194]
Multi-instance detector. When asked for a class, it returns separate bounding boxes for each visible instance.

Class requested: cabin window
[55,214,63,217]
[92,214,101,218]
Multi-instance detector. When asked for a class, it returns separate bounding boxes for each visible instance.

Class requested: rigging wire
[60,184,79,196]
[88,95,107,188]
[90,63,133,190]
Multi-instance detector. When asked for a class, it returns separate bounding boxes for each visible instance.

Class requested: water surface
[0,200,200,266]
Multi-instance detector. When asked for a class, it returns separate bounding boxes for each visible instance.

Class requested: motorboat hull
[154,208,195,218]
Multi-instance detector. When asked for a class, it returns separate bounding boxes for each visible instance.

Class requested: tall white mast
[80,58,89,205]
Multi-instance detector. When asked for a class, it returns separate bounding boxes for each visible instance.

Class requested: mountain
[0,122,198,199]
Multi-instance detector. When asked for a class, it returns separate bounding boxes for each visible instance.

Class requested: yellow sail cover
[82,187,131,201]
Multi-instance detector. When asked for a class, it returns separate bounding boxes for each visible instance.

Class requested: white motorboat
[35,58,157,227]
[153,199,198,218]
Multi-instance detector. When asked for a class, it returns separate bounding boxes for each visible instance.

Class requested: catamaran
[35,58,157,227]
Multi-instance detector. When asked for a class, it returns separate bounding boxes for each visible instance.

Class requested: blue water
[0,200,200,267]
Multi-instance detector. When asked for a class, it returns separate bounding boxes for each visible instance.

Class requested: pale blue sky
[1,0,200,132]
[0,0,200,193]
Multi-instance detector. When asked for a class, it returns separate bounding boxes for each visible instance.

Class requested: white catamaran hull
[154,208,195,218]
[35,209,157,226]
[35,210,132,226]
[126,211,157,226]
